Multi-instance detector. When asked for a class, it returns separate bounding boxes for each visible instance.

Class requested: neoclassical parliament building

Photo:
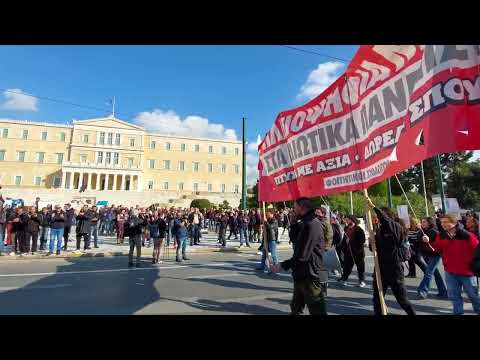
[0,116,243,207]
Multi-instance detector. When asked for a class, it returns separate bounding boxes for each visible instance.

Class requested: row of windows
[150,141,239,155]
[1,128,67,142]
[147,160,240,174]
[0,150,64,164]
[9,175,61,187]
[147,180,239,193]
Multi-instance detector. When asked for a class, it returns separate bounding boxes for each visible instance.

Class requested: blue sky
[0,45,359,184]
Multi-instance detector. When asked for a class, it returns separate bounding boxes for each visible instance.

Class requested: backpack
[471,244,480,277]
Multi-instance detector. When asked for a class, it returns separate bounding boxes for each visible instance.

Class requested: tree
[445,159,480,210]
[190,199,212,209]
[218,200,230,210]
[246,181,259,209]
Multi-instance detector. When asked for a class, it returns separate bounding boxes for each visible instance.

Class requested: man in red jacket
[423,214,480,315]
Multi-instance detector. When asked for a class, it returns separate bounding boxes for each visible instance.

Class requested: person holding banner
[270,197,328,315]
[256,211,279,273]
[365,197,416,316]
[338,215,366,288]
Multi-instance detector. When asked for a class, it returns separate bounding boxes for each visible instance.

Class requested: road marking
[0,284,72,292]
[186,273,244,279]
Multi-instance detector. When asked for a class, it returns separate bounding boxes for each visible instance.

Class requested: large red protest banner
[257,45,480,202]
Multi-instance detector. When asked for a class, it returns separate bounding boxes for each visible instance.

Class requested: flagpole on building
[241,117,247,210]
[435,155,447,212]
[420,160,429,216]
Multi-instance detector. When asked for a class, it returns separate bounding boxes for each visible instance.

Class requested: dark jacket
[50,211,66,229]
[288,221,301,244]
[12,213,29,233]
[157,218,167,238]
[64,208,75,226]
[265,218,279,243]
[27,213,41,233]
[127,215,143,237]
[420,226,440,257]
[280,210,328,282]
[228,216,237,230]
[174,219,188,239]
[344,224,366,256]
[38,212,51,227]
[372,207,406,271]
[76,213,91,235]
[219,215,228,230]
[88,210,99,225]
[332,222,343,248]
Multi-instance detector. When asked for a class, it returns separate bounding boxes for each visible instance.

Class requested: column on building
[69,171,75,190]
[60,171,66,189]
[87,172,92,190]
[120,174,125,191]
[113,173,118,191]
[96,173,101,190]
[137,175,142,191]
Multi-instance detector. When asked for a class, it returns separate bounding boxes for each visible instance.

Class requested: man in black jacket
[271,197,328,315]
[76,209,91,250]
[62,204,75,251]
[38,207,50,251]
[128,209,144,268]
[26,209,41,254]
[365,196,416,316]
[338,215,366,287]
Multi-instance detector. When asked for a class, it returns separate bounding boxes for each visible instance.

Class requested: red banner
[258,45,480,202]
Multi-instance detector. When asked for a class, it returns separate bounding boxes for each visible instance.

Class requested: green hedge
[190,199,212,209]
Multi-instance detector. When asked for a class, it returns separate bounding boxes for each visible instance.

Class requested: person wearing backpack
[366,197,416,315]
[423,214,480,315]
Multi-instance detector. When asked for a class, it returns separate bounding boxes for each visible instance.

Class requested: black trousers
[63,226,71,249]
[227,227,238,239]
[341,248,365,282]
[14,231,26,253]
[372,266,416,316]
[26,232,39,253]
[218,228,226,246]
[290,278,328,315]
[407,250,427,276]
[76,233,90,250]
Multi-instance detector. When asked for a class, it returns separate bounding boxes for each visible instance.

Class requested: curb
[0,243,292,261]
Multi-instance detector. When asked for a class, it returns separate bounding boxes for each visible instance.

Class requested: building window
[41,131,48,141]
[0,150,5,161]
[115,133,121,145]
[149,159,155,169]
[56,153,64,164]
[99,132,105,145]
[194,144,200,152]
[163,182,169,190]
[222,146,226,155]
[166,142,171,151]
[209,145,213,153]
[80,154,87,163]
[178,182,184,190]
[193,162,199,172]
[234,185,239,193]
[235,165,239,174]
[221,164,226,173]
[106,152,112,164]
[208,163,213,173]
[235,148,239,156]
[107,133,113,145]
[17,151,26,162]
[128,158,134,168]
[221,184,225,193]
[163,160,170,170]
[114,152,119,165]
[208,183,212,192]
[34,176,42,186]
[37,152,45,164]
[181,143,186,152]
[83,134,89,143]
[130,138,135,147]
[148,180,154,190]
[53,176,61,188]
[22,129,28,140]
[97,151,103,164]
[2,129,8,138]
[15,176,22,186]
[59,132,66,142]
[179,161,185,171]
[193,183,199,192]
[150,141,156,149]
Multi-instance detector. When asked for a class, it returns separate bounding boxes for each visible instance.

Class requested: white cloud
[1,88,38,112]
[134,109,237,141]
[297,61,345,101]
[246,134,262,186]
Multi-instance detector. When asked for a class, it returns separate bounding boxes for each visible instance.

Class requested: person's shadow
[0,256,161,315]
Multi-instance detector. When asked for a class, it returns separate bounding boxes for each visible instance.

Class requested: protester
[338,215,366,287]
[417,216,448,299]
[62,203,75,251]
[256,211,279,273]
[117,209,127,244]
[48,205,65,256]
[88,206,100,248]
[365,196,416,316]
[218,212,228,246]
[26,208,40,254]
[174,216,190,262]
[75,208,91,250]
[423,214,480,315]
[331,214,344,277]
[227,211,238,240]
[238,210,250,248]
[316,207,333,249]
[127,209,143,268]
[270,197,328,315]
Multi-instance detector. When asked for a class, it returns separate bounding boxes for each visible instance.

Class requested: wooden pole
[363,189,388,315]
[420,160,429,217]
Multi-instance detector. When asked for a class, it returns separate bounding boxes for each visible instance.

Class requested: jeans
[444,272,480,315]
[49,228,64,253]
[417,255,448,297]
[39,226,50,249]
[259,241,278,270]
[128,234,142,265]
[176,236,187,260]
[192,224,200,244]
[239,227,249,246]
[99,220,106,235]
[90,224,98,246]
[0,223,5,253]
[408,250,428,276]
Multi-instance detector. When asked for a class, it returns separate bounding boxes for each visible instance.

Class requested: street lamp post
[241,117,247,210]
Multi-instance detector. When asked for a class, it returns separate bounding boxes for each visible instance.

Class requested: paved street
[0,245,477,315]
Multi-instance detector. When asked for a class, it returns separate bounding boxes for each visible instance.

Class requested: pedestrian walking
[256,211,279,273]
[75,208,91,250]
[127,209,143,268]
[62,203,75,251]
[48,205,65,256]
[88,206,100,248]
[406,217,427,278]
[338,215,366,287]
[174,217,190,262]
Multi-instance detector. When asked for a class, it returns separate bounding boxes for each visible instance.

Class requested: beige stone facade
[0,117,242,207]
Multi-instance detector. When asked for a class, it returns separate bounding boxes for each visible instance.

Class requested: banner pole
[349,191,354,215]
[363,188,388,315]
[387,178,393,208]
[435,155,447,212]
[261,202,272,270]
[394,174,418,220]
[420,160,429,217]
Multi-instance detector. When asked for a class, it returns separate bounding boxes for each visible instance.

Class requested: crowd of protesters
[1,186,479,315]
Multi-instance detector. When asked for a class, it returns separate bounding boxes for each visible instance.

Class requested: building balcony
[62,161,142,171]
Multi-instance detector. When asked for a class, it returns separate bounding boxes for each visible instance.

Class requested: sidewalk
[0,228,293,261]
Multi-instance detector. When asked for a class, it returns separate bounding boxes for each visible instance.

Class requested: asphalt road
[0,249,476,315]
